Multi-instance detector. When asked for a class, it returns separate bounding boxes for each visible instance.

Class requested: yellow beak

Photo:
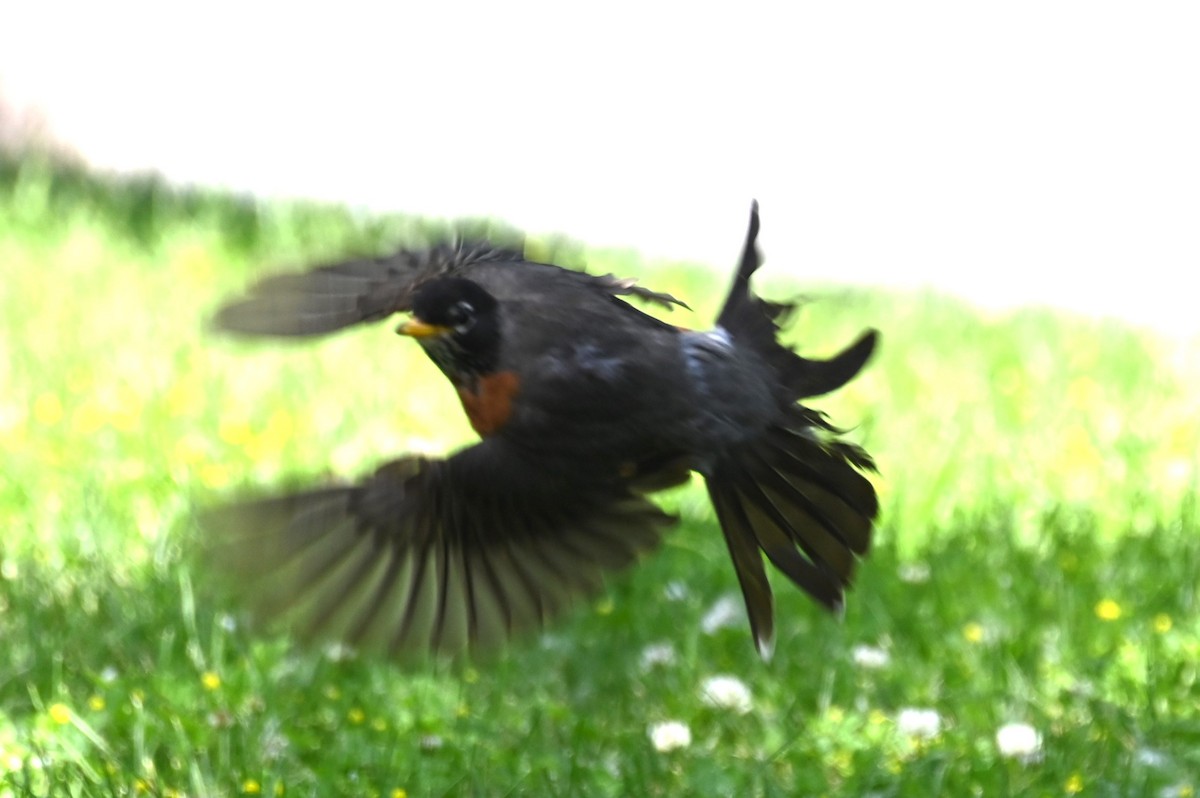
[396,318,452,338]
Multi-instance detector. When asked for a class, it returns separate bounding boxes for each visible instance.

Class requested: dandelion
[88,696,106,712]
[648,720,691,752]
[896,708,941,739]
[32,393,64,426]
[347,708,365,725]
[700,594,744,634]
[898,561,931,584]
[1065,773,1084,794]
[1135,748,1167,768]
[640,642,677,670]
[962,622,985,644]
[48,703,72,725]
[996,722,1043,762]
[201,671,221,691]
[392,790,409,798]
[664,581,689,601]
[851,644,891,669]
[1154,614,1173,634]
[1095,599,1122,621]
[242,779,262,794]
[700,675,753,714]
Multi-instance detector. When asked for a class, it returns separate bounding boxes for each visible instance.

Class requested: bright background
[3,1,1198,329]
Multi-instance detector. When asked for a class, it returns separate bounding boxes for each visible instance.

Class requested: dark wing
[201,440,675,658]
[212,243,688,339]
[210,242,523,338]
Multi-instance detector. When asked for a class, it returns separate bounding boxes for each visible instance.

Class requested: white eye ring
[450,300,475,329]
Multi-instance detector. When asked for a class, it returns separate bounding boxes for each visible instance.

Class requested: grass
[1,154,1198,796]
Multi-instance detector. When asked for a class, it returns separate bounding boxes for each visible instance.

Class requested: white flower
[700,594,744,634]
[700,675,753,714]
[897,708,942,739]
[1161,783,1196,798]
[851,644,891,669]
[648,720,691,752]
[898,562,931,583]
[664,581,690,602]
[639,642,677,670]
[1135,748,1167,768]
[995,722,1043,762]
[99,666,119,684]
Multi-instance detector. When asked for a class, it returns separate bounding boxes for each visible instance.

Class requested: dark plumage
[204,202,879,660]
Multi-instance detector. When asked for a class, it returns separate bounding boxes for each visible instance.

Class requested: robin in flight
[206,202,878,660]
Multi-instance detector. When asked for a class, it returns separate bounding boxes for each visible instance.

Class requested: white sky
[3,1,1198,330]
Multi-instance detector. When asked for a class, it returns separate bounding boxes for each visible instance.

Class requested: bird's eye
[447,300,475,328]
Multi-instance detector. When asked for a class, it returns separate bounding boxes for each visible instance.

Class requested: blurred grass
[1,154,1198,796]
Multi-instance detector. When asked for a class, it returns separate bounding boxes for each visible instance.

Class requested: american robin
[206,202,878,659]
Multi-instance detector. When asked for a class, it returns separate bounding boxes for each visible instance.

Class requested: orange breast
[456,371,521,437]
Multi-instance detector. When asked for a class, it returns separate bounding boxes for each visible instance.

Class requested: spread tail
[708,202,879,658]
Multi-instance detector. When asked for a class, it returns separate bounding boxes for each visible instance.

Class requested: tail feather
[704,398,878,657]
[703,202,879,656]
[719,202,879,401]
[706,478,776,657]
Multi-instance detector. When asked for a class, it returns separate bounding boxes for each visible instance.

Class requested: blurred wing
[210,242,524,338]
[201,441,675,658]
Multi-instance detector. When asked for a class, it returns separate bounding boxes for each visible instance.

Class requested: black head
[399,278,501,380]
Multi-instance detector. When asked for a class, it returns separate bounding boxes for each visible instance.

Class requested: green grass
[1,155,1198,797]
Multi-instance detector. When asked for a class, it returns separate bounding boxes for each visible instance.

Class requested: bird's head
[397,278,501,380]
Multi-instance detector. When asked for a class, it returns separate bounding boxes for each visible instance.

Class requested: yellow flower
[348,708,365,725]
[392,790,408,798]
[1154,614,1173,634]
[243,779,262,794]
[219,418,255,447]
[1095,599,1122,621]
[1065,772,1084,794]
[33,393,64,426]
[72,401,108,435]
[202,671,222,691]
[48,703,72,725]
[962,622,985,643]
[88,695,106,711]
[198,462,234,489]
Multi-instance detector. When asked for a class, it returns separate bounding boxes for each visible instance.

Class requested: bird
[204,202,878,660]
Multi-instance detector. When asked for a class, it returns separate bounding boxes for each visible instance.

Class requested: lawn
[1,156,1197,797]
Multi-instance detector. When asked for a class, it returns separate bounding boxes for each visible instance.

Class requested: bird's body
[207,203,878,659]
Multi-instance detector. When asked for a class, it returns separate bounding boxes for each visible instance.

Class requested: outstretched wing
[201,440,676,658]
[212,243,687,339]
[210,242,523,338]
